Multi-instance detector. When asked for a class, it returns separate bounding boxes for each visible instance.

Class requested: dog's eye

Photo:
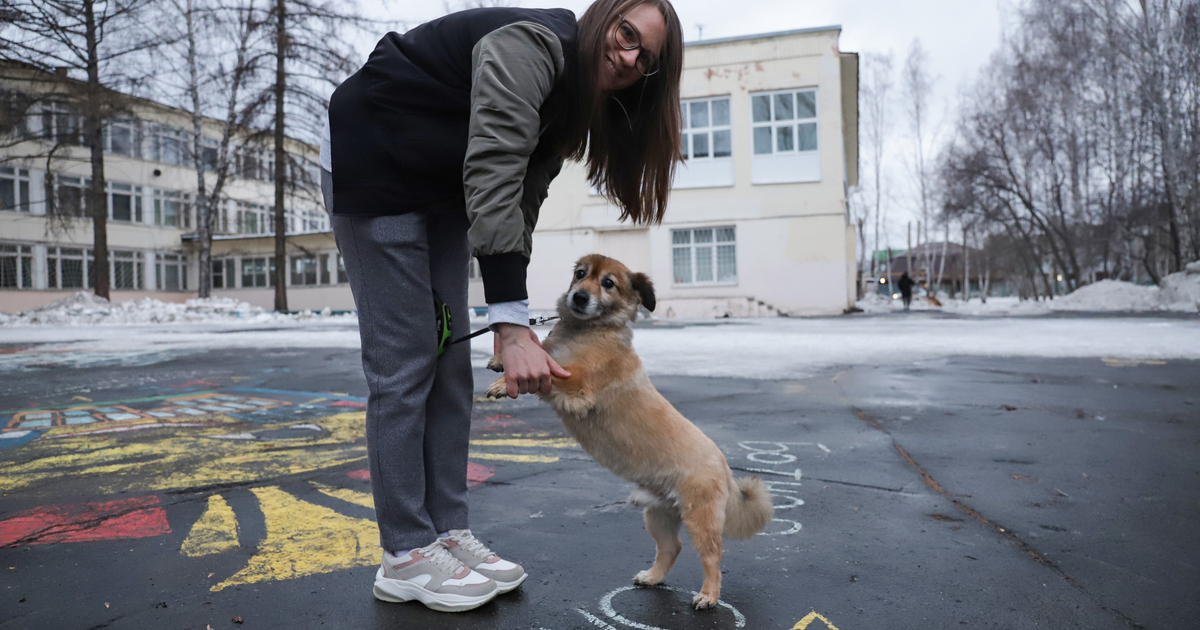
[601,278,615,289]
[575,268,586,280]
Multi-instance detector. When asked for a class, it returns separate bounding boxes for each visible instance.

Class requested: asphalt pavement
[0,336,1196,629]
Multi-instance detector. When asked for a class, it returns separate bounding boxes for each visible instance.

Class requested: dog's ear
[630,272,656,312]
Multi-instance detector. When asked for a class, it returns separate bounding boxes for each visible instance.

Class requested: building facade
[0,63,331,313]
[528,26,859,317]
[3,26,858,317]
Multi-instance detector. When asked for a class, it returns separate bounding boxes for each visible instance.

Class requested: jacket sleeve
[464,21,565,304]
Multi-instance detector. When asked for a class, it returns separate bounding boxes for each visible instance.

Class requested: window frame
[670,226,738,287]
[751,88,818,157]
[0,167,32,213]
[680,95,733,162]
[0,243,35,289]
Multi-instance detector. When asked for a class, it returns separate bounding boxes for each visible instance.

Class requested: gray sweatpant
[325,170,474,553]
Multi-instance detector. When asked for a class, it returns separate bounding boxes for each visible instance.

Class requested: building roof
[684,25,842,48]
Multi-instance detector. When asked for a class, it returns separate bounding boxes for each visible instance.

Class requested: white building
[3,26,858,317]
[525,26,859,317]
[0,62,331,313]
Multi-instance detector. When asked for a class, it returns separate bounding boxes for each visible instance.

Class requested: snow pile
[1050,280,1164,312]
[855,293,895,313]
[856,266,1200,316]
[0,291,352,326]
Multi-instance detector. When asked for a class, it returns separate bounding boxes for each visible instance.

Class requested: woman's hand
[494,323,571,398]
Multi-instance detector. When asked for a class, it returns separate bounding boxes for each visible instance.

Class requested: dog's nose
[572,291,590,307]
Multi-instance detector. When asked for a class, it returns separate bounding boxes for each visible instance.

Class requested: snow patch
[0,291,356,326]
[857,269,1200,315]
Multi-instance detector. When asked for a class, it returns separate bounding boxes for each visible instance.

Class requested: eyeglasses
[614,14,660,77]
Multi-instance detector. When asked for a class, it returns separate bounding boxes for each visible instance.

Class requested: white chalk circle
[758,518,803,536]
[739,441,798,464]
[772,495,805,510]
[598,584,747,629]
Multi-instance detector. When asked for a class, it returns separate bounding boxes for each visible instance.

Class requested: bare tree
[2,0,162,299]
[902,39,937,294]
[252,0,363,311]
[860,51,895,290]
[163,0,266,297]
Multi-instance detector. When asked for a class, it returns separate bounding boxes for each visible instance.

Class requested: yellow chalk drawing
[312,482,375,510]
[211,486,379,592]
[469,452,559,463]
[0,412,368,496]
[181,495,240,557]
[791,611,841,630]
[469,437,578,449]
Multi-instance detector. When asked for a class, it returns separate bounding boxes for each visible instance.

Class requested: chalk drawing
[596,585,746,629]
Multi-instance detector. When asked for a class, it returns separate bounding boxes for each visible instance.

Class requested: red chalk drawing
[346,464,493,486]
[332,400,367,408]
[475,414,525,430]
[0,496,170,547]
[467,462,494,486]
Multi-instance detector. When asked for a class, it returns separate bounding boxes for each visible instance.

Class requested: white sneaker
[443,529,528,593]
[372,540,498,612]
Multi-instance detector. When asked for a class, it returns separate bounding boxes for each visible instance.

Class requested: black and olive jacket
[329,7,578,304]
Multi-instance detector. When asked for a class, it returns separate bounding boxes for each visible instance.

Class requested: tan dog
[485,254,774,609]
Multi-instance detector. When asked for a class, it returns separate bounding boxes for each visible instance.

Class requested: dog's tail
[724,476,774,540]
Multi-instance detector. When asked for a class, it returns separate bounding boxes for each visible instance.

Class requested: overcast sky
[355,0,1011,247]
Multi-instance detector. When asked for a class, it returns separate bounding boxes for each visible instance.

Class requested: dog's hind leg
[633,506,682,587]
[681,482,727,609]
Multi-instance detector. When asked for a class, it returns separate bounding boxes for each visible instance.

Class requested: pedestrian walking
[898,272,915,311]
[319,0,684,613]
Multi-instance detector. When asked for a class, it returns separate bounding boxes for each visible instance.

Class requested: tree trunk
[962,224,970,302]
[83,0,109,300]
[187,0,213,299]
[272,0,288,311]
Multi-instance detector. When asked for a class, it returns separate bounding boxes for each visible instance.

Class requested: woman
[320,0,683,613]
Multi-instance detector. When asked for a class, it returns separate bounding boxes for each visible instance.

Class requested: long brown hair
[559,0,684,225]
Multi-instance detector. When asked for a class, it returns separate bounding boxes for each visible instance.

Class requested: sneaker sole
[492,572,527,594]
[373,568,498,612]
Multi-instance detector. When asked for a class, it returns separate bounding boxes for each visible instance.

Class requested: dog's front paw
[691,591,719,610]
[633,570,664,587]
[484,376,508,399]
[555,394,594,416]
[486,354,504,372]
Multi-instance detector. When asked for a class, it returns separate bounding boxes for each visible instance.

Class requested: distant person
[898,272,915,311]
[321,0,685,614]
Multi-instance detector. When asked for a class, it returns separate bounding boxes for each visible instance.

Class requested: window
[157,253,188,291]
[0,89,33,136]
[0,244,34,289]
[681,97,731,161]
[42,102,81,146]
[671,226,737,285]
[154,190,192,228]
[290,255,318,286]
[152,125,188,166]
[236,202,271,235]
[199,138,219,171]
[240,256,275,288]
[55,175,89,217]
[109,183,142,223]
[675,96,734,189]
[212,259,226,289]
[319,254,331,285]
[0,167,31,212]
[48,247,90,289]
[111,250,144,290]
[750,88,820,184]
[105,119,138,157]
[752,89,817,155]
